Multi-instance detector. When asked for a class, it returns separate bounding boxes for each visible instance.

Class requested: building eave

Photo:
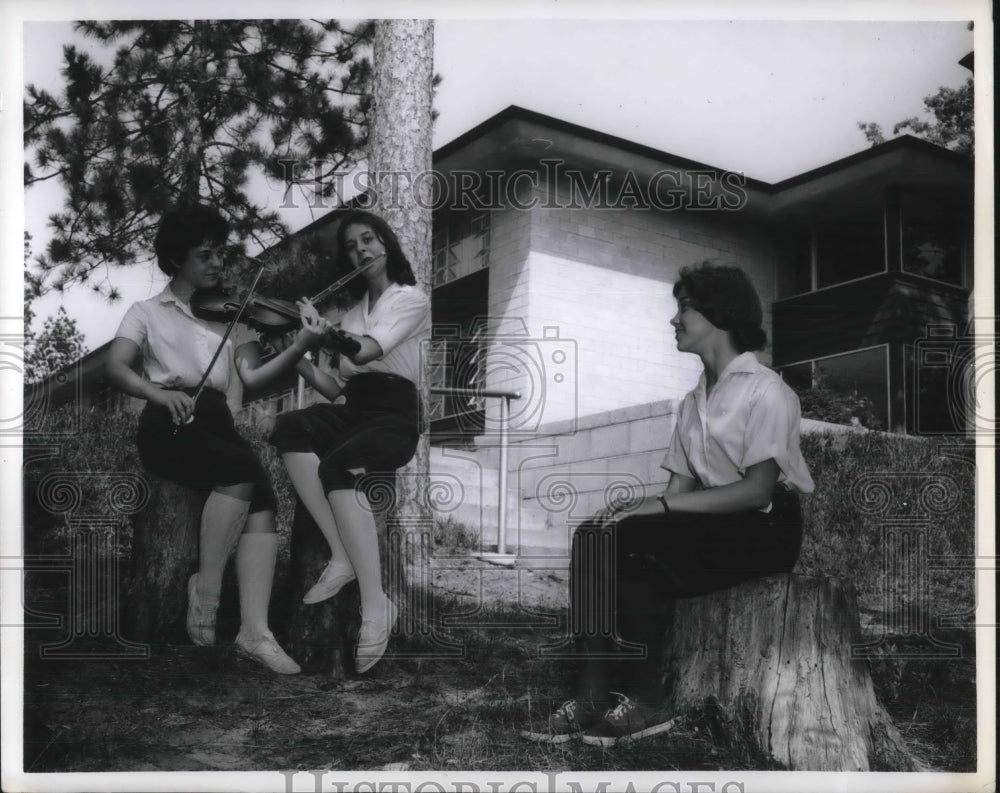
[431,106,973,221]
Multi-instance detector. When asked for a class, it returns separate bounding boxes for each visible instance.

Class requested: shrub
[796,431,975,618]
[22,403,299,558]
[23,404,144,557]
[796,383,885,430]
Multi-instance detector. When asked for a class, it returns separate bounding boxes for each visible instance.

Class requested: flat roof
[434,104,972,195]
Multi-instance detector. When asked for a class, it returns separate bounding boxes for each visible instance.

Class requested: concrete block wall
[435,407,853,555]
[478,191,779,429]
[531,201,778,366]
[469,398,679,551]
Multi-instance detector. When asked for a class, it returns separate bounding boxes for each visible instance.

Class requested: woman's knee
[215,482,254,502]
[269,411,314,453]
[244,509,277,533]
[317,457,359,493]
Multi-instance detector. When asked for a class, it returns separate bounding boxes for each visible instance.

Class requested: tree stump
[281,476,408,677]
[122,478,241,649]
[123,477,204,646]
[659,573,922,771]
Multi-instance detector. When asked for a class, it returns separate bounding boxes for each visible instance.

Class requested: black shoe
[581,692,677,746]
[520,699,603,743]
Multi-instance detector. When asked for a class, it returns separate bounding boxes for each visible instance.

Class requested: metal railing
[431,386,521,561]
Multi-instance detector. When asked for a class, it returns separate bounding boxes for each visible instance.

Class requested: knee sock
[198,491,250,601]
[236,532,278,639]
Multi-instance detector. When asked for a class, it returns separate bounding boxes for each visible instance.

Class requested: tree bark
[659,574,922,771]
[370,19,435,538]
[123,479,213,646]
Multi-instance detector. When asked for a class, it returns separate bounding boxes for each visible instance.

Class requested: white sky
[4,2,989,351]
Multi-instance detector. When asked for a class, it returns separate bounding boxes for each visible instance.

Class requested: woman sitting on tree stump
[268,210,431,674]
[105,203,334,674]
[522,261,815,746]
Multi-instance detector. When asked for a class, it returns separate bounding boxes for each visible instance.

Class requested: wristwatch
[656,494,670,514]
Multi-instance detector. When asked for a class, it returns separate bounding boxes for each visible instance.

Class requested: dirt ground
[21,555,976,775]
[22,556,577,773]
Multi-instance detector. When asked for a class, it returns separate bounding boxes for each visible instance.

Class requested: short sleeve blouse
[114,286,258,410]
[660,352,814,496]
[325,282,431,387]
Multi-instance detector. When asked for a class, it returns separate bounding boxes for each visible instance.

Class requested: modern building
[26,105,975,550]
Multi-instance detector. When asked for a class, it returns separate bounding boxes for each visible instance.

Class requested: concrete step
[434,502,553,537]
[430,446,495,478]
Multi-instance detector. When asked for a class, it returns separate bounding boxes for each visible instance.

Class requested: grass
[21,590,780,773]
[20,405,980,772]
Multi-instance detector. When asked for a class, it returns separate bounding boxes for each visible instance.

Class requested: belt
[161,386,226,399]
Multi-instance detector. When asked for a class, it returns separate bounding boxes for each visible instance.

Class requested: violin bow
[173,260,268,433]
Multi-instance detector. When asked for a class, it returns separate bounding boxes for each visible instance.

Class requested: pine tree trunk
[659,573,922,771]
[369,19,435,578]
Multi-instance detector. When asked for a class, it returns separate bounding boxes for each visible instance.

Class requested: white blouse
[327,282,431,387]
[661,352,815,496]
[115,286,258,410]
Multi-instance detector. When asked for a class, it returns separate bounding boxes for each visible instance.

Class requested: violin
[189,253,386,356]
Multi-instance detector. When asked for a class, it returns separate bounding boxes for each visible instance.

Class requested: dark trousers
[569,488,803,698]
[137,387,276,514]
[269,372,419,494]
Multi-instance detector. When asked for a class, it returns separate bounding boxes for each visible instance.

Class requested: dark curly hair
[153,204,229,276]
[673,261,767,352]
[335,210,416,301]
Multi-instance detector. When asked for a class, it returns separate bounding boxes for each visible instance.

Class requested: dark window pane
[776,231,812,297]
[815,219,884,288]
[901,195,964,286]
[783,348,888,430]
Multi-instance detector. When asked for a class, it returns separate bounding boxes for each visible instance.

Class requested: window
[815,217,884,289]
[432,210,491,288]
[776,214,886,297]
[775,230,812,298]
[900,192,965,287]
[781,346,889,430]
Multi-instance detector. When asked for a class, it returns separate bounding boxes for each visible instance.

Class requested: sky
[5,1,988,352]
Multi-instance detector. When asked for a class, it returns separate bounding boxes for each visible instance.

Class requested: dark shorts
[137,387,277,514]
[268,372,420,493]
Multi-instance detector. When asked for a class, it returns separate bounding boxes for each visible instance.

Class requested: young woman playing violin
[105,203,331,674]
[268,209,431,674]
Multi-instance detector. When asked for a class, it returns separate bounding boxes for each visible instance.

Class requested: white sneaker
[186,573,218,646]
[303,561,357,605]
[235,631,301,675]
[355,597,398,674]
